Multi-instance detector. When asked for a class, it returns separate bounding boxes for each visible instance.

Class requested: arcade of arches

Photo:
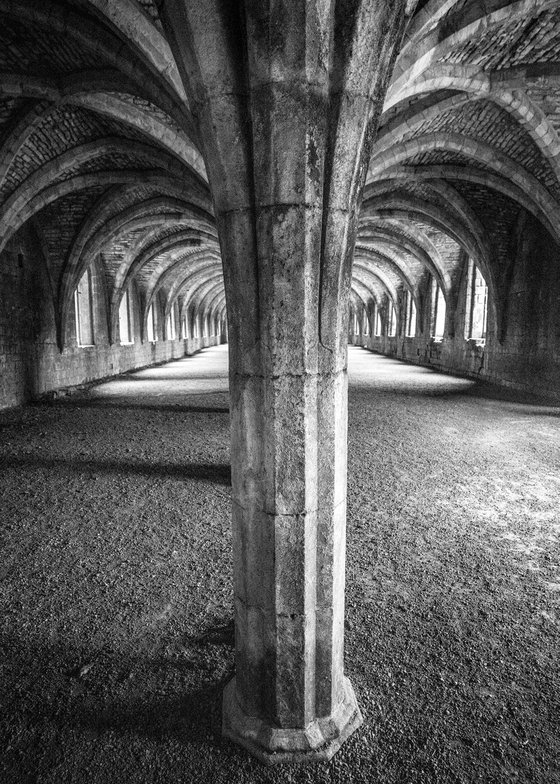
[1,0,560,774]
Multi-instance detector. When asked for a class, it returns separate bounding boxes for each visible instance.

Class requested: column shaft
[159,0,409,763]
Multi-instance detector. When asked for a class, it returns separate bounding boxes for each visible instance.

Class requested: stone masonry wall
[0,228,221,410]
[0,243,28,408]
[353,215,560,401]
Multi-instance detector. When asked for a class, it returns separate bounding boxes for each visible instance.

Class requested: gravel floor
[1,345,559,784]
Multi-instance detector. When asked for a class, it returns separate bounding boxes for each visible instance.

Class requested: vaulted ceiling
[1,0,559,344]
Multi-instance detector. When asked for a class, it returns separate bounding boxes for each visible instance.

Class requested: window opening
[388,303,396,337]
[468,261,488,341]
[167,304,177,340]
[74,268,94,346]
[374,306,382,336]
[405,291,417,337]
[119,288,133,344]
[147,303,157,342]
[432,280,446,338]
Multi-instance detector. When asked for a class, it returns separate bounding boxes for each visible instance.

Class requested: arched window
[147,303,157,342]
[166,302,177,340]
[431,279,446,339]
[119,288,133,344]
[363,307,370,336]
[405,291,417,337]
[74,268,94,346]
[374,305,382,336]
[466,260,488,341]
[388,303,397,337]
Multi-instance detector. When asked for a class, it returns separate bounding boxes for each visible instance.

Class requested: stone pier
[160,0,408,763]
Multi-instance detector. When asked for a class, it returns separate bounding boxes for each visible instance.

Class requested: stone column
[160,0,407,763]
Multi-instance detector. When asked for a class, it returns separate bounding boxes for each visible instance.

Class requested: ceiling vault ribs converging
[0,0,559,349]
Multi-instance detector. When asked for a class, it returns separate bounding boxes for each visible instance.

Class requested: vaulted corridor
[2,347,559,783]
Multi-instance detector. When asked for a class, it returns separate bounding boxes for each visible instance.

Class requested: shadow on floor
[53,400,230,414]
[0,620,236,772]
[90,374,228,383]
[355,350,560,408]
[462,381,560,410]
[351,384,560,413]
[0,456,232,485]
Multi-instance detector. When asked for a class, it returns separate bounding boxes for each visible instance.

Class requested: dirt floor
[1,345,559,784]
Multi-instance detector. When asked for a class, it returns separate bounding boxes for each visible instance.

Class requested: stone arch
[369,132,559,231]
[360,197,490,278]
[387,163,560,246]
[358,219,447,282]
[175,269,226,318]
[162,254,224,323]
[59,197,214,349]
[0,68,200,150]
[363,177,492,279]
[0,100,55,190]
[381,64,560,185]
[0,135,209,254]
[67,190,213,287]
[0,0,184,111]
[144,255,223,325]
[388,0,560,106]
[352,257,400,310]
[70,92,206,179]
[353,248,417,297]
[82,0,187,102]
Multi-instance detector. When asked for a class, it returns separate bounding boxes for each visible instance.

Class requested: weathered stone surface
[222,675,363,765]
[160,0,407,762]
[4,2,560,773]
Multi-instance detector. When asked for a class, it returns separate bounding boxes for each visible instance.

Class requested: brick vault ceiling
[0,0,559,341]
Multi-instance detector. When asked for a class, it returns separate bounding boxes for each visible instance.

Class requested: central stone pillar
[222,210,355,760]
[160,0,408,763]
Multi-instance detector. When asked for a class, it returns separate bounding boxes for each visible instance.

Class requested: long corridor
[1,346,559,784]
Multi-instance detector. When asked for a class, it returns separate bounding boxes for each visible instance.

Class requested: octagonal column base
[222,676,363,765]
